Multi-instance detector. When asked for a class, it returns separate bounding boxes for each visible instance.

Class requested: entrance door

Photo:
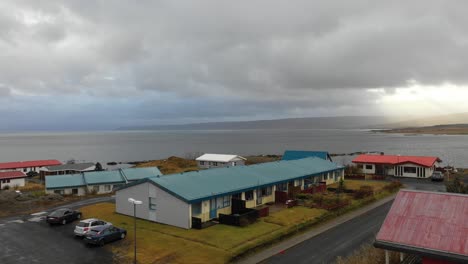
[210,198,217,219]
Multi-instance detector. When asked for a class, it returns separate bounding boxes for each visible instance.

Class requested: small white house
[196,154,246,169]
[0,171,27,189]
[352,154,441,178]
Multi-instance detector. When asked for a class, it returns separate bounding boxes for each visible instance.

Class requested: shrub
[354,185,374,199]
[295,193,312,200]
[311,194,324,204]
[3,185,10,190]
[383,181,403,193]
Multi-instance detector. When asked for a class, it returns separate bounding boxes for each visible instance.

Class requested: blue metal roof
[121,167,162,181]
[45,167,161,189]
[282,150,331,161]
[147,157,341,203]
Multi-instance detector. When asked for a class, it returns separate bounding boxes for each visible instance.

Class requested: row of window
[357,164,373,170]
[1,179,11,183]
[199,161,238,166]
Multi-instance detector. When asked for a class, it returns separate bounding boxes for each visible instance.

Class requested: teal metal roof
[147,157,341,203]
[45,167,161,189]
[282,150,331,161]
[121,167,162,181]
[84,170,126,185]
[45,174,86,189]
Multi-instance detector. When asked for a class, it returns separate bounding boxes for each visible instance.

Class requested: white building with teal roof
[116,157,344,229]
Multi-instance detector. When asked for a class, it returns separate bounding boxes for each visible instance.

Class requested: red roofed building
[352,154,441,178]
[374,190,468,264]
[0,171,27,189]
[0,160,62,174]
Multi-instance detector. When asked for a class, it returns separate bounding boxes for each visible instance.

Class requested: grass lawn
[79,203,327,263]
[329,179,389,192]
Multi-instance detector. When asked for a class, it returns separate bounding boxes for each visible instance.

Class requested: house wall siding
[116,182,191,229]
[0,178,25,189]
[197,159,245,169]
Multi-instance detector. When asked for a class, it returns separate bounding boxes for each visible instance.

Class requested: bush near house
[353,186,374,199]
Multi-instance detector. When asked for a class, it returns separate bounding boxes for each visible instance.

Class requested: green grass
[264,207,326,226]
[329,179,388,192]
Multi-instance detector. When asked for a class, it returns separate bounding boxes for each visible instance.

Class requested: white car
[74,218,112,237]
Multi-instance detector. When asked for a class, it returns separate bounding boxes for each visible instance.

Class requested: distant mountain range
[118,112,468,131]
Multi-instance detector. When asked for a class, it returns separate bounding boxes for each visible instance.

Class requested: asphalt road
[0,196,116,264]
[263,178,445,264]
[264,201,393,264]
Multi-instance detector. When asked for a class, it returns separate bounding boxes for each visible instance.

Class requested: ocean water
[0,129,467,167]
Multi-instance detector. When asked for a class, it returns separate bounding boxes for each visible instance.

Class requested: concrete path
[236,194,397,264]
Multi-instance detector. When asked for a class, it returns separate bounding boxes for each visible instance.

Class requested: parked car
[431,171,444,182]
[74,218,112,237]
[46,208,82,225]
[83,225,127,246]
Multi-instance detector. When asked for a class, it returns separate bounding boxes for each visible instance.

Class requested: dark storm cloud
[1,1,467,129]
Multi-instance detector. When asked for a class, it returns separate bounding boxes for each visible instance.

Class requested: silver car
[74,218,112,237]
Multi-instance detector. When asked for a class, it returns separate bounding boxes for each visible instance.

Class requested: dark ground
[0,197,115,264]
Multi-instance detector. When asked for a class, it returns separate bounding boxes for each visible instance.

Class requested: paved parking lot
[0,213,113,264]
[0,215,113,264]
[0,197,117,264]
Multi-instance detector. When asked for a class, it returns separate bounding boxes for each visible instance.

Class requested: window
[213,162,218,166]
[261,186,272,196]
[72,189,78,195]
[365,165,373,170]
[149,197,156,210]
[294,179,302,187]
[404,166,417,174]
[232,162,237,166]
[23,168,27,172]
[245,190,254,200]
[276,183,287,192]
[192,202,201,215]
[223,196,230,207]
[104,185,112,192]
[1,179,10,183]
[199,161,205,165]
[54,190,64,195]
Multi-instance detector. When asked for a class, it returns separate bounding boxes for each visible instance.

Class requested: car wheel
[120,233,126,239]
[99,239,105,247]
[62,219,66,225]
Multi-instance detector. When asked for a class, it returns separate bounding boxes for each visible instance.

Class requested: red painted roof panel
[0,171,27,179]
[352,154,441,167]
[0,160,62,170]
[376,190,468,257]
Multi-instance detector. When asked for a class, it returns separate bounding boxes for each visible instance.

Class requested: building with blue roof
[45,167,162,196]
[282,150,332,162]
[116,157,344,229]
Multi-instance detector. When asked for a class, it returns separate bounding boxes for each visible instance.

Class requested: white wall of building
[0,178,25,189]
[116,182,191,229]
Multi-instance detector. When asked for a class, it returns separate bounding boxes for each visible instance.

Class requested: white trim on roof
[195,154,246,162]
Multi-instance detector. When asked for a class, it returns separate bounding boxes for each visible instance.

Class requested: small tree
[95,162,104,171]
[446,176,467,194]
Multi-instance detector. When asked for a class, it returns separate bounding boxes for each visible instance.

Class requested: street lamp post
[128,198,142,264]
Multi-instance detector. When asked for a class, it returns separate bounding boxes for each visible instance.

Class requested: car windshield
[49,209,67,217]
[76,222,88,227]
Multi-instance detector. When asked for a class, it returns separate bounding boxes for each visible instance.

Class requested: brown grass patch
[135,156,199,174]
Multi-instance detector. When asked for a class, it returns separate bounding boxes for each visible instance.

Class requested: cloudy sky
[1,0,468,130]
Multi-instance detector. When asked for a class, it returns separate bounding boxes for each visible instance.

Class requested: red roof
[376,190,468,257]
[352,154,441,167]
[0,171,27,179]
[0,160,62,170]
